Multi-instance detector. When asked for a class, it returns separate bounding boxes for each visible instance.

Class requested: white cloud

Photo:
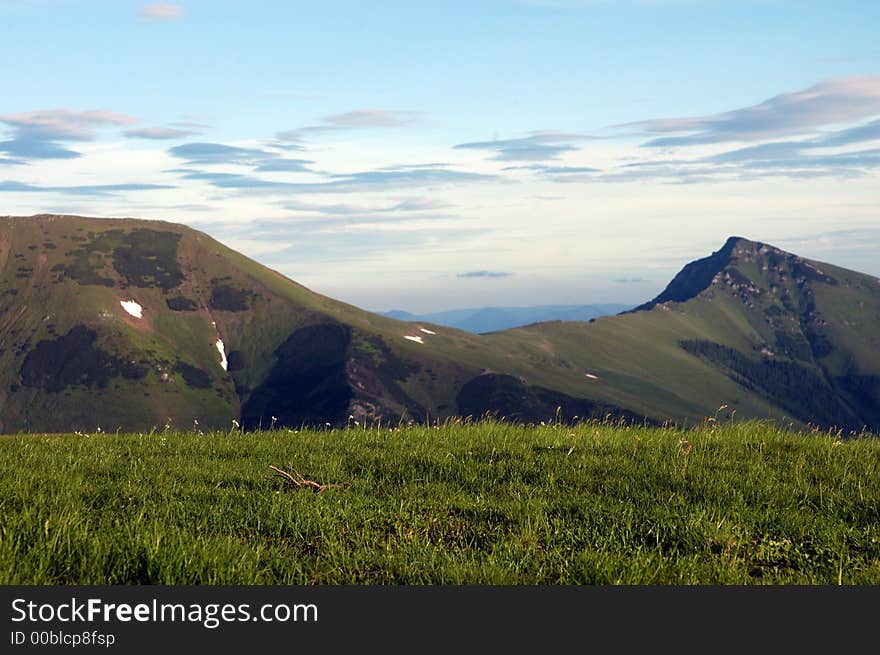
[137,3,184,21]
[1,109,137,140]
[621,76,880,146]
[321,109,423,128]
[125,127,199,140]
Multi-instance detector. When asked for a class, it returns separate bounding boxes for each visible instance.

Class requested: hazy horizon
[2,0,878,313]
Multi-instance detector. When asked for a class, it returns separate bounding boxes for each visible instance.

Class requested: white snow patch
[120,300,143,319]
[404,335,424,344]
[585,373,599,380]
[216,338,228,371]
[419,328,436,335]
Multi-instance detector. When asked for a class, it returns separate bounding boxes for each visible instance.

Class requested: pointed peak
[630,238,740,312]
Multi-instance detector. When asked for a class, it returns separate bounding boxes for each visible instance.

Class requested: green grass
[1,420,878,585]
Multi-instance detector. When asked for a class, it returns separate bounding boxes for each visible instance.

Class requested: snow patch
[585,373,599,380]
[216,339,228,371]
[419,328,436,335]
[404,335,424,344]
[120,300,143,319]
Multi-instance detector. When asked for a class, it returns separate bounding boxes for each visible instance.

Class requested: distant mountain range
[382,304,632,333]
[1,215,878,433]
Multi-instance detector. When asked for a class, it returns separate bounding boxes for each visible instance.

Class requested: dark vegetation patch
[773,330,813,362]
[14,338,32,358]
[165,296,198,311]
[173,361,213,389]
[679,340,862,431]
[209,284,252,312]
[347,332,426,421]
[456,373,648,425]
[53,229,183,289]
[53,229,122,286]
[803,327,833,359]
[19,325,147,393]
[226,350,246,372]
[831,369,880,432]
[113,229,183,289]
[42,242,56,249]
[353,332,421,381]
[241,323,353,429]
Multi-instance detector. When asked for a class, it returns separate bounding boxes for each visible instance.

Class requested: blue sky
[1,0,879,312]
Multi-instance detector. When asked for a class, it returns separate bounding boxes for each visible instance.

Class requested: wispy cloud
[167,141,316,174]
[457,270,513,278]
[125,126,200,140]
[817,117,880,148]
[138,3,184,21]
[621,76,880,146]
[253,158,314,172]
[277,109,424,142]
[0,109,138,160]
[454,131,599,161]
[0,180,174,195]
[170,120,213,130]
[212,218,488,267]
[523,80,880,184]
[174,169,286,189]
[283,197,452,215]
[502,164,601,174]
[273,167,497,194]
[174,163,494,194]
[168,142,276,165]
[321,109,423,128]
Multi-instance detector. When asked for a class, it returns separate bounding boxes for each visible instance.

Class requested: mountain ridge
[1,214,877,434]
[381,303,632,333]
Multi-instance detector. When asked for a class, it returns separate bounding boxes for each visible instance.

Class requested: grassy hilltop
[1,420,878,585]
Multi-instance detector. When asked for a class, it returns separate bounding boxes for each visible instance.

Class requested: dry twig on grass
[269,465,347,492]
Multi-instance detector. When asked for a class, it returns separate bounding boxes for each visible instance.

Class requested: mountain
[495,236,880,433]
[1,215,878,434]
[381,304,632,333]
[0,214,637,432]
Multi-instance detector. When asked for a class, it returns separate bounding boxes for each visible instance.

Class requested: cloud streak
[321,109,423,128]
[277,108,424,142]
[457,270,513,278]
[622,76,880,146]
[174,163,495,194]
[282,197,452,215]
[0,180,174,195]
[0,109,138,160]
[125,127,200,140]
[455,131,599,161]
[138,3,184,21]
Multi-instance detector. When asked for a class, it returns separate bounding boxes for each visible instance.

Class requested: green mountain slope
[0,215,464,431]
[487,237,880,432]
[1,216,877,433]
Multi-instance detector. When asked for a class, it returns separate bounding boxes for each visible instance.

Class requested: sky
[1,0,878,313]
